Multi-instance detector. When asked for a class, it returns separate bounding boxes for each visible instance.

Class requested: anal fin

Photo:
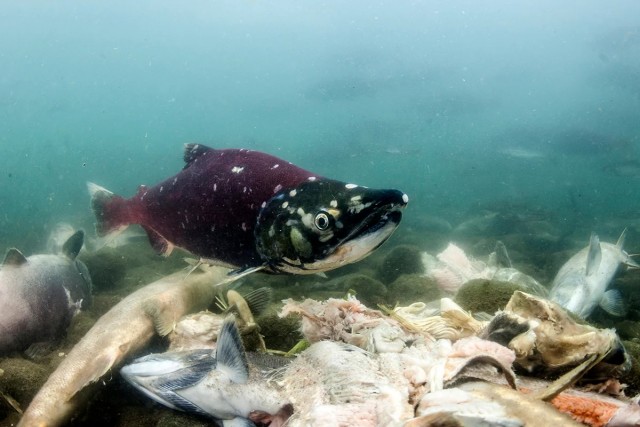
[141,226,174,256]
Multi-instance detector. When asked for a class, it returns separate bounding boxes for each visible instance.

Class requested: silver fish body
[550,231,637,318]
[0,230,91,355]
[121,318,291,426]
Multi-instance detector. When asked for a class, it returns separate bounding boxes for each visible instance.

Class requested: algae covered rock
[454,278,525,314]
[620,340,640,395]
[339,274,387,307]
[378,244,424,284]
[386,274,442,306]
[258,312,303,352]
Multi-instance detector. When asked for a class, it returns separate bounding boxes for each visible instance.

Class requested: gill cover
[255,179,407,274]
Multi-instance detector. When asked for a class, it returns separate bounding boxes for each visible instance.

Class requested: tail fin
[87,182,134,237]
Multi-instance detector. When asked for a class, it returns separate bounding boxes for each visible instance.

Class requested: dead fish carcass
[122,317,293,427]
[482,291,630,379]
[550,230,639,318]
[0,230,91,356]
[18,264,233,427]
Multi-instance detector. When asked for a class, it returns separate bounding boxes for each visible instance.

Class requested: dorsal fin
[616,228,628,249]
[216,317,249,384]
[586,233,602,276]
[183,143,214,169]
[3,248,28,266]
[62,230,85,260]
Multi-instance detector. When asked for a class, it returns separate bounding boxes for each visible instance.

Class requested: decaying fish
[89,144,408,274]
[168,286,272,351]
[122,317,292,427]
[550,230,639,318]
[408,381,583,427]
[482,291,630,379]
[17,264,233,427]
[0,230,91,357]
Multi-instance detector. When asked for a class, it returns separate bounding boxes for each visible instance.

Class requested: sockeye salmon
[88,144,408,274]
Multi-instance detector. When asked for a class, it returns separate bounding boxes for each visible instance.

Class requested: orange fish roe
[549,394,618,427]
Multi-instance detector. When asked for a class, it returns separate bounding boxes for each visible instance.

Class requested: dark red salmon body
[92,145,320,268]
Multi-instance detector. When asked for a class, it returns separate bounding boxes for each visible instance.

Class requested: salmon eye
[314,212,330,230]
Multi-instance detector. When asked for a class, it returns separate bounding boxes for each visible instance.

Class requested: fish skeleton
[0,230,91,356]
[88,144,408,274]
[121,317,292,427]
[550,230,639,318]
[17,264,235,427]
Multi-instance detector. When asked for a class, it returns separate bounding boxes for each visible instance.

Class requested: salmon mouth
[340,208,403,247]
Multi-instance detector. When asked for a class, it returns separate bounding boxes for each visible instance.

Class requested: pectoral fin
[600,289,627,317]
[585,233,602,276]
[142,299,176,337]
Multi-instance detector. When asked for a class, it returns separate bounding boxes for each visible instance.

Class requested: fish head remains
[255,179,408,274]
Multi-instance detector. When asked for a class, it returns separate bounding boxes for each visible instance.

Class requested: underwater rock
[79,247,127,291]
[619,340,640,396]
[378,244,424,284]
[0,357,49,410]
[337,273,387,307]
[386,274,442,306]
[257,312,302,352]
[613,320,640,341]
[454,278,524,314]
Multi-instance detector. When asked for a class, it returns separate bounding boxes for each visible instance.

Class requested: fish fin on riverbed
[585,233,602,276]
[600,289,627,317]
[2,248,28,266]
[216,317,249,384]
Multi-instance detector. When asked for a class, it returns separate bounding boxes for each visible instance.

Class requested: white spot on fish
[173,177,178,185]
[350,195,362,203]
[308,176,317,181]
[330,200,338,208]
[214,183,217,192]
[160,186,164,193]
[273,184,283,193]
[181,222,185,229]
[345,183,358,189]
[242,223,247,232]
[282,201,289,209]
[297,207,314,228]
[261,201,267,208]
[402,193,409,203]
[271,164,280,169]
[210,226,216,232]
[243,186,247,193]
[289,189,297,197]
[232,166,244,174]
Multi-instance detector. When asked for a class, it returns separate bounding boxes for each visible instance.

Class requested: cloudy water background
[1,0,640,252]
